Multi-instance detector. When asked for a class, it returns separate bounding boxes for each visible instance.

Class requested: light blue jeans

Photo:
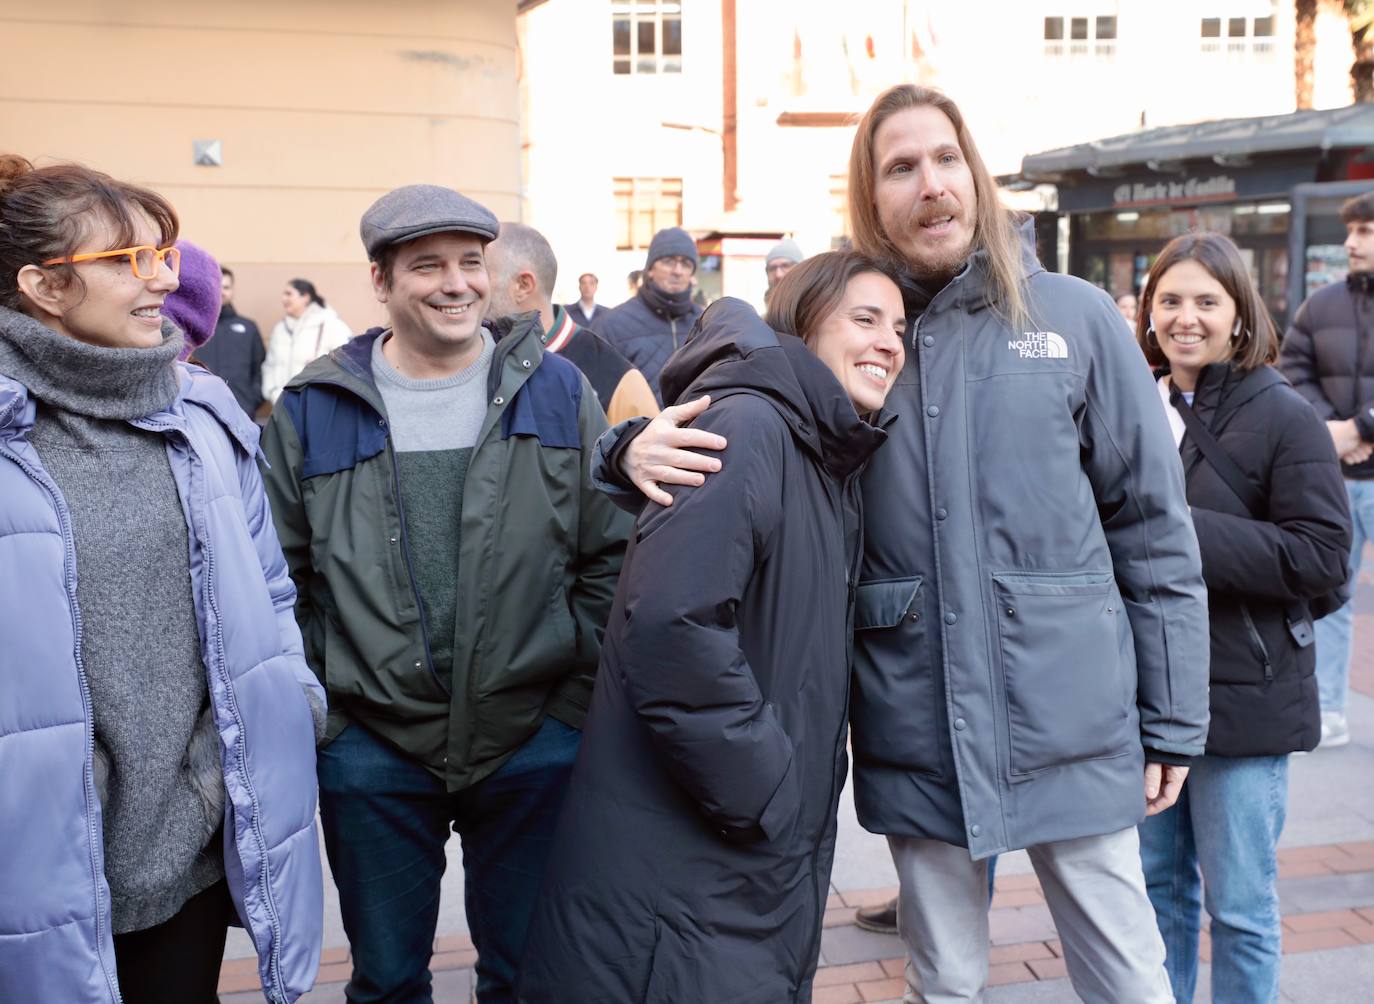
[1314,478,1374,715]
[1138,754,1289,1004]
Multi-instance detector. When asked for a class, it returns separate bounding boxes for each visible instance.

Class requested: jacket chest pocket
[850,576,948,777]
[993,572,1133,776]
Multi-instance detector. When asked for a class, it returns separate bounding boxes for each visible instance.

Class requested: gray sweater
[0,318,223,934]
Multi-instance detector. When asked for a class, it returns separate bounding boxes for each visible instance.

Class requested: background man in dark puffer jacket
[1280,188,1374,749]
[590,225,702,406]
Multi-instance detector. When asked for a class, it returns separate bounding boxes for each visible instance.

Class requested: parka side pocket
[850,577,948,777]
[993,571,1132,775]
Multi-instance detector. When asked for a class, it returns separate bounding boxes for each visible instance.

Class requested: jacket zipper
[796,475,865,1000]
[1239,602,1274,681]
[384,427,448,696]
[0,443,124,1003]
[143,420,289,1002]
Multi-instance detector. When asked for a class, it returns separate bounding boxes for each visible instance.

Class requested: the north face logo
[1007,331,1068,359]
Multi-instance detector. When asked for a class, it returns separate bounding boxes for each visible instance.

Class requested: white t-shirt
[1155,375,1191,448]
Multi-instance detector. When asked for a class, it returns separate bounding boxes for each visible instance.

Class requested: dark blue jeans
[318,717,580,1004]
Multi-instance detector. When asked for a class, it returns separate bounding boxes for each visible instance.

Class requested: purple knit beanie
[163,240,222,360]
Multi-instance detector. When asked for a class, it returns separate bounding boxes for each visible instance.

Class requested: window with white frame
[614,178,683,250]
[612,1,682,75]
[1043,14,1117,61]
[1200,5,1277,59]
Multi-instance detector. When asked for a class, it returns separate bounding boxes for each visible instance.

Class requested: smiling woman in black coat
[518,253,905,1004]
[1134,232,1352,1004]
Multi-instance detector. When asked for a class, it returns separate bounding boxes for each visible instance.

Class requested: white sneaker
[1320,711,1351,749]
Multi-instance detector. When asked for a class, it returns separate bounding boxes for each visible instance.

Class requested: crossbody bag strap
[1171,386,1317,647]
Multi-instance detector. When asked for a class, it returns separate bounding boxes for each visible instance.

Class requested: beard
[893,198,973,279]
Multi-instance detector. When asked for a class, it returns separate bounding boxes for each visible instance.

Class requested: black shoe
[853,895,899,935]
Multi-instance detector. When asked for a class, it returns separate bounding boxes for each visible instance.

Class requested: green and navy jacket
[260,311,630,791]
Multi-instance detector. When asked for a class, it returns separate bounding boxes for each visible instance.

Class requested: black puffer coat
[518,299,889,1004]
[1280,275,1374,478]
[1172,362,1351,755]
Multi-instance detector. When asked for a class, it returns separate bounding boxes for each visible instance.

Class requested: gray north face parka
[850,225,1210,859]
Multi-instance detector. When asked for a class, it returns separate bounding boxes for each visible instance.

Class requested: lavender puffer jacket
[0,364,324,1003]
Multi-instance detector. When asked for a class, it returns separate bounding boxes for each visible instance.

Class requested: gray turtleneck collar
[0,305,183,420]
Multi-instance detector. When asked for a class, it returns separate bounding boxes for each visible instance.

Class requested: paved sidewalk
[223,579,1374,1003]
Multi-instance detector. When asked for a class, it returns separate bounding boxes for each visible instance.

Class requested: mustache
[909,199,962,228]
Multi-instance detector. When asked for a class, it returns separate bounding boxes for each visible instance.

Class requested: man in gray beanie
[591,225,703,406]
[763,237,804,306]
[259,183,629,1003]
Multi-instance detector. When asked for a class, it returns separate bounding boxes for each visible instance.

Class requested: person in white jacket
[262,278,352,403]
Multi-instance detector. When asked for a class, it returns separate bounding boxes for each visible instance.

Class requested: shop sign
[1111,176,1236,205]
[1056,162,1316,213]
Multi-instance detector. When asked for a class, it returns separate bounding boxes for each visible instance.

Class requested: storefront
[1014,106,1374,327]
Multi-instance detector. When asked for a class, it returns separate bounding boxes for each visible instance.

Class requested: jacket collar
[910,215,1043,320]
[0,363,260,457]
[282,312,548,412]
[1160,361,1287,430]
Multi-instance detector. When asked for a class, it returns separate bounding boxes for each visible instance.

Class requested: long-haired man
[597,84,1209,1003]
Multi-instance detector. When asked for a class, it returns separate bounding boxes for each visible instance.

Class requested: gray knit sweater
[0,313,224,934]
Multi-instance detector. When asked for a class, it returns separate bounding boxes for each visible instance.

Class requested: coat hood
[1159,361,1289,426]
[659,297,890,480]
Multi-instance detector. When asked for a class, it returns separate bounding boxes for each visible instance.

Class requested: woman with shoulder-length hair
[1135,232,1352,1004]
[0,154,325,1004]
[519,251,906,1003]
[261,276,352,404]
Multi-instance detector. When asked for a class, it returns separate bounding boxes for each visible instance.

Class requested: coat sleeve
[1079,297,1210,761]
[564,378,632,685]
[616,395,797,841]
[1279,301,1338,420]
[237,422,327,740]
[248,322,267,413]
[261,323,290,404]
[1188,396,1352,601]
[258,399,324,681]
[605,367,661,425]
[589,416,653,512]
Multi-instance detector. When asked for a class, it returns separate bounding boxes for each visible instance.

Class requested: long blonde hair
[848,85,1029,328]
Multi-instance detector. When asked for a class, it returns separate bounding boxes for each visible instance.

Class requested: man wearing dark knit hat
[259,183,629,1004]
[591,225,703,406]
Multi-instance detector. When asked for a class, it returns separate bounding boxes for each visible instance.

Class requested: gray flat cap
[360,184,500,259]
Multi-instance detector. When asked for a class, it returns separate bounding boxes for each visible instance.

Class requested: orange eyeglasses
[42,245,181,281]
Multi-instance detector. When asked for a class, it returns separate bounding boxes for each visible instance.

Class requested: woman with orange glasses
[0,154,325,1004]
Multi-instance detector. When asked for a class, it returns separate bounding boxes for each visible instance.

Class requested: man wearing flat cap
[260,184,629,1003]
[591,225,703,406]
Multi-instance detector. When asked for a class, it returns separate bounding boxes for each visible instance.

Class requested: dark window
[1228,16,1247,37]
[1253,15,1274,37]
[1071,17,1088,40]
[1201,17,1221,38]
[1044,16,1064,41]
[1096,16,1117,40]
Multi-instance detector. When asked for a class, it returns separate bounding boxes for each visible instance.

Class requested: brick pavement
[220,552,1374,1001]
[218,839,1374,1002]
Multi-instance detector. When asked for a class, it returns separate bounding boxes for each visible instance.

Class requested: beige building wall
[1,0,520,334]
[521,0,1355,303]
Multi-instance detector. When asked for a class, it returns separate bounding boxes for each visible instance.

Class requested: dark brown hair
[847,84,1028,328]
[1135,232,1278,372]
[1340,190,1374,225]
[0,154,179,312]
[763,249,901,346]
